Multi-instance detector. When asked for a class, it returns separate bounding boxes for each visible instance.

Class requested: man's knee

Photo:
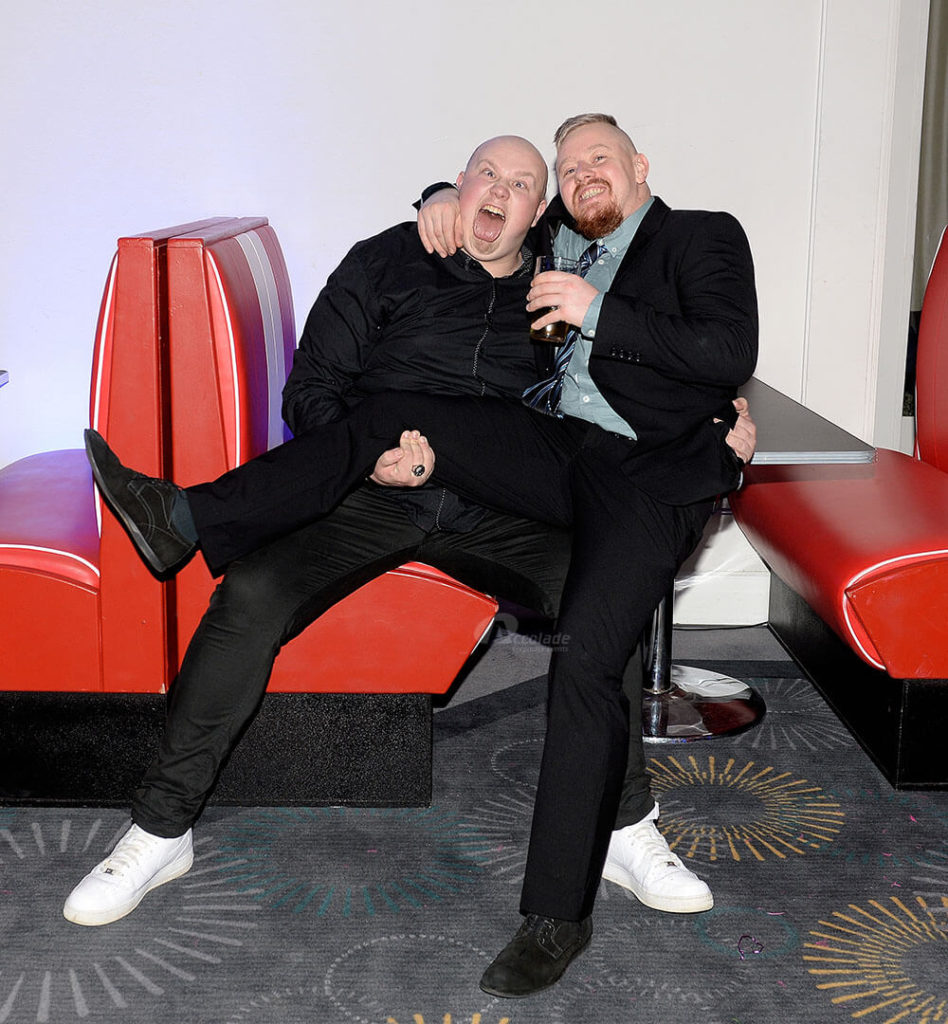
[207,557,300,637]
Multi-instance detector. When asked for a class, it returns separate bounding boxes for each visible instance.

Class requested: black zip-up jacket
[282,222,537,530]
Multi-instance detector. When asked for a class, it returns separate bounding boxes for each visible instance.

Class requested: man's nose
[490,180,510,196]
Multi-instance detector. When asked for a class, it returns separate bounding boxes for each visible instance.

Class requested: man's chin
[466,234,501,258]
[574,203,624,240]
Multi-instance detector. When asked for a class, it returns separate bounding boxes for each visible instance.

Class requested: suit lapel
[610,197,669,287]
[540,195,670,284]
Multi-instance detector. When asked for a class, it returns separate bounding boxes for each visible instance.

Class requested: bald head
[455,135,548,277]
[465,135,549,196]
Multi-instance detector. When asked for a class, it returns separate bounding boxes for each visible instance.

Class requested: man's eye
[514,181,526,189]
[593,154,606,163]
[562,167,575,176]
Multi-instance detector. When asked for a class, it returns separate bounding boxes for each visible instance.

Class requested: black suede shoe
[479,914,593,998]
[84,429,196,577]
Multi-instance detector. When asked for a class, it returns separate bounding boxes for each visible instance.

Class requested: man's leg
[88,394,580,577]
[603,644,714,913]
[422,510,702,904]
[419,511,571,624]
[481,438,712,996]
[428,507,707,917]
[63,487,426,925]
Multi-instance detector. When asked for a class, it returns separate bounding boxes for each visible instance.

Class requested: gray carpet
[2,629,948,1024]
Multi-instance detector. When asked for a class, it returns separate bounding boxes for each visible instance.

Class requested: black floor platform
[0,691,432,807]
[768,574,948,790]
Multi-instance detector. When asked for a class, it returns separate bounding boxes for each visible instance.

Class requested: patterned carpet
[2,648,948,1024]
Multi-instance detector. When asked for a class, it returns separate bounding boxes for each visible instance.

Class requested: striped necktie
[522,240,608,414]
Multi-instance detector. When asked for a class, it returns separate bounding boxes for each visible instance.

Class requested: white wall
[0,0,930,620]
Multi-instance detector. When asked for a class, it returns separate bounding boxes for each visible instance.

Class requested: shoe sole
[478,932,592,999]
[63,848,194,927]
[84,430,170,577]
[601,863,713,913]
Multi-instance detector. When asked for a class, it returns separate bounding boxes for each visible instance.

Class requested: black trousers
[132,484,654,839]
[185,394,712,920]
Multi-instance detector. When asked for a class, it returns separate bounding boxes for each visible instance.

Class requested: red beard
[572,180,624,239]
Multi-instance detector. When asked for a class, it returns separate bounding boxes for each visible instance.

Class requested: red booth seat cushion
[269,562,498,695]
[0,449,104,691]
[732,449,948,678]
[0,450,99,587]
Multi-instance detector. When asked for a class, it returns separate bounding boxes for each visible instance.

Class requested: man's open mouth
[474,204,506,242]
[577,184,608,203]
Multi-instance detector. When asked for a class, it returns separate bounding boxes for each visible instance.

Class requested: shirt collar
[556,195,655,258]
[599,196,654,253]
[451,243,535,280]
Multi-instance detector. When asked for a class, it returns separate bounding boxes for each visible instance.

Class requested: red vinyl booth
[730,227,948,788]
[159,220,498,695]
[0,222,189,694]
[0,218,497,699]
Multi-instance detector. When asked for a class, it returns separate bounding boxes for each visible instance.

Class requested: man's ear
[634,153,650,183]
[455,172,465,189]
[531,199,548,227]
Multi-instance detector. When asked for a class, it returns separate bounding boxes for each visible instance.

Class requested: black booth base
[768,574,948,790]
[0,691,432,808]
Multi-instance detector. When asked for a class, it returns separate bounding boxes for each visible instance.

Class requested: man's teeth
[482,205,505,219]
[580,187,605,201]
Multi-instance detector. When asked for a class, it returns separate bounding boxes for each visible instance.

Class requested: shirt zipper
[471,278,496,396]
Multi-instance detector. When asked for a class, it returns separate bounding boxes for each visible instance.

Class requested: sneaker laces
[97,827,161,878]
[626,820,686,879]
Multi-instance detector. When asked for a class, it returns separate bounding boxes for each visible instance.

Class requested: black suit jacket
[536,194,758,504]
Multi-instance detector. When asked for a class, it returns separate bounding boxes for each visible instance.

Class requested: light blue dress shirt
[555,197,654,437]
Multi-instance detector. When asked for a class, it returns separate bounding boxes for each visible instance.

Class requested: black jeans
[183,394,712,920]
[132,483,654,839]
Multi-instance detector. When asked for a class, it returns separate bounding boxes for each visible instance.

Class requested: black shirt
[281,222,538,531]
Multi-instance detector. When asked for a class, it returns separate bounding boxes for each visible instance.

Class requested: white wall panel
[0,0,930,623]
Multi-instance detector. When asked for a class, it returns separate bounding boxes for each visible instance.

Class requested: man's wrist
[581,293,605,337]
[414,182,458,210]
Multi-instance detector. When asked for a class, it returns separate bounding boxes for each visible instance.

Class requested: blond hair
[553,113,637,153]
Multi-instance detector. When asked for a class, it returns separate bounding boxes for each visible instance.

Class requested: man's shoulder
[643,200,749,252]
[333,222,436,288]
[656,201,745,233]
[347,221,426,261]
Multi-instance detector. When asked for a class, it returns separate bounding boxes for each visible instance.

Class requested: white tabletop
[741,377,875,465]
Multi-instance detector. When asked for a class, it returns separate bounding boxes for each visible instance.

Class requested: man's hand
[417,188,462,257]
[527,270,599,333]
[369,430,435,486]
[720,396,756,464]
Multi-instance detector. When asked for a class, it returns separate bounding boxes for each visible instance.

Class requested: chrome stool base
[643,664,766,743]
[641,590,766,744]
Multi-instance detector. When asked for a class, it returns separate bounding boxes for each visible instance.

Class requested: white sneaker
[63,824,193,926]
[602,804,713,913]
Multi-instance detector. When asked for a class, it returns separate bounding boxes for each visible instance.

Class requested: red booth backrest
[161,219,498,693]
[160,220,297,670]
[166,220,295,479]
[94,219,255,691]
[915,227,948,475]
[0,220,235,692]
